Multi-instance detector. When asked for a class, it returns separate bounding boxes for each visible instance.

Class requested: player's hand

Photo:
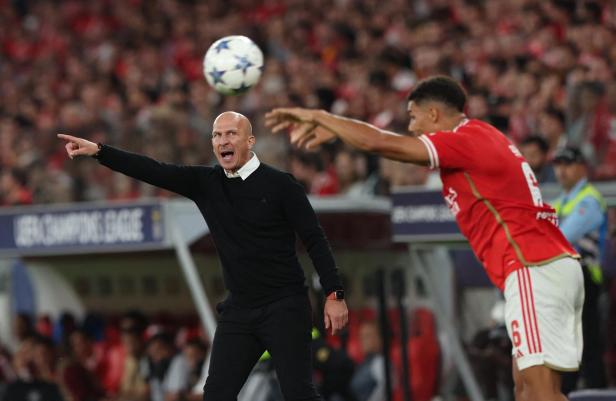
[324,299,348,336]
[57,134,99,159]
[265,108,336,150]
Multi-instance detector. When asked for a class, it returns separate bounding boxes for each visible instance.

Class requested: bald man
[58,111,348,401]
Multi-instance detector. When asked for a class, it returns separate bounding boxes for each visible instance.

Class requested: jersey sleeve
[418,129,477,170]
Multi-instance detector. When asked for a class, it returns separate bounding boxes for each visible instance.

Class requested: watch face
[335,290,345,300]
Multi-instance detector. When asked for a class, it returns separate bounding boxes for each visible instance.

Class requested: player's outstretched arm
[57,133,200,199]
[265,108,430,166]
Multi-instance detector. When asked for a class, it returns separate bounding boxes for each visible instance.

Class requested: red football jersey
[418,119,577,290]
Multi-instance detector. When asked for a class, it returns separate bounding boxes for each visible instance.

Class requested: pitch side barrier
[0,197,391,342]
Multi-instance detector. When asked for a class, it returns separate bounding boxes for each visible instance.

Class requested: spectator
[12,314,35,353]
[595,81,616,178]
[12,336,36,380]
[350,321,386,401]
[113,326,148,401]
[143,333,189,401]
[36,315,54,338]
[537,108,567,157]
[0,344,15,397]
[60,330,105,401]
[32,335,58,384]
[181,338,208,401]
[553,146,609,393]
[0,169,32,206]
[1,374,65,401]
[2,335,65,401]
[334,149,376,196]
[289,152,338,195]
[566,81,608,165]
[54,312,78,352]
[519,135,557,184]
[335,149,361,195]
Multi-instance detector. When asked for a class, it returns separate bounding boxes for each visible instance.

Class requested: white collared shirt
[224,152,260,180]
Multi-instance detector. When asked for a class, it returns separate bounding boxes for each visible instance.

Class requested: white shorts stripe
[516,269,535,353]
[524,268,543,353]
[521,268,538,353]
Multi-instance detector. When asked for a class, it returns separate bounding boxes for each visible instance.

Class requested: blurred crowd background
[2,0,616,205]
[0,310,210,401]
[2,0,616,401]
[0,302,444,401]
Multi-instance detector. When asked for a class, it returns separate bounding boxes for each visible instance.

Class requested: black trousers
[203,294,322,401]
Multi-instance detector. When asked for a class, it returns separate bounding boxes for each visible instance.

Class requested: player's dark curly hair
[407,76,467,112]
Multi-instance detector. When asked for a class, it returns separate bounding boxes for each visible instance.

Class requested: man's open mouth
[221,150,234,161]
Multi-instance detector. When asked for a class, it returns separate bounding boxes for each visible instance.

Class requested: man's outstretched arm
[58,134,201,199]
[265,108,430,165]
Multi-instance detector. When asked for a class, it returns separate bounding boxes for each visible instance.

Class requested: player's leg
[203,305,266,401]
[258,294,322,401]
[512,359,524,401]
[515,363,567,401]
[513,360,568,401]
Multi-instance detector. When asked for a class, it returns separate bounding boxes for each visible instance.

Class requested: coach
[58,111,348,401]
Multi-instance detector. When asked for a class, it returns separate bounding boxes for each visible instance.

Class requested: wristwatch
[326,289,345,301]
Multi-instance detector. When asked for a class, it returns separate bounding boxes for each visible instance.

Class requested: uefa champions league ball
[203,36,264,96]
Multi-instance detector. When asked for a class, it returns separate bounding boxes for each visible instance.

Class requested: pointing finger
[57,133,80,142]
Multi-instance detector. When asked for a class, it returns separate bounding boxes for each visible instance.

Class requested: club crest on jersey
[444,187,460,216]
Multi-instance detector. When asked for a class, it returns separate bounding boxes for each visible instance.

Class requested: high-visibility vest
[553,183,607,285]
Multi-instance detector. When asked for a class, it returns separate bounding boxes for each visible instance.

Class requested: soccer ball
[203,36,264,96]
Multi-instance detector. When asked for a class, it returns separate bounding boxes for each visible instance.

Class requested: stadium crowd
[2,0,616,204]
[0,311,210,401]
[0,308,443,401]
[2,0,616,400]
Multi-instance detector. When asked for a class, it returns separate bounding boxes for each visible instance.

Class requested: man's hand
[57,134,99,159]
[324,299,349,336]
[265,108,336,150]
